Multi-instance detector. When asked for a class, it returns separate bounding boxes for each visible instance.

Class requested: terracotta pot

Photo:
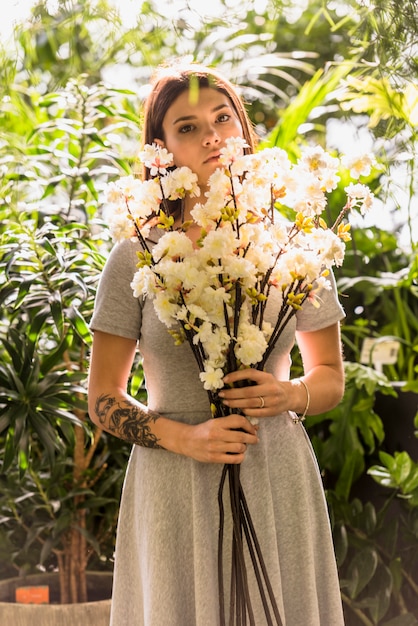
[0,571,112,626]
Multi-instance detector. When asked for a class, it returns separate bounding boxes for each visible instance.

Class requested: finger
[219,427,258,446]
[219,392,268,412]
[224,442,253,463]
[228,442,248,455]
[223,369,264,386]
[222,451,246,464]
[221,414,258,435]
[254,395,266,409]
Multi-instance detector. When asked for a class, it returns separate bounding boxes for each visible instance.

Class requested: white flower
[235,321,268,366]
[104,140,376,402]
[306,275,331,307]
[158,258,202,294]
[299,145,340,178]
[130,266,158,298]
[161,167,200,200]
[194,323,229,363]
[342,153,376,179]
[307,228,346,268]
[238,179,271,217]
[230,154,250,177]
[219,136,248,166]
[107,212,135,242]
[184,303,210,323]
[153,292,181,328]
[128,178,162,221]
[345,183,375,214]
[207,168,232,196]
[314,275,331,291]
[240,226,276,274]
[293,174,327,217]
[105,180,125,204]
[200,228,237,261]
[106,175,141,202]
[138,143,173,176]
[223,255,257,285]
[199,286,231,326]
[191,320,214,344]
[282,248,322,282]
[152,231,194,262]
[190,201,219,229]
[177,259,207,292]
[270,221,290,249]
[199,364,225,391]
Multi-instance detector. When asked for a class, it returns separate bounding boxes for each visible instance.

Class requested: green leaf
[382,614,418,625]
[81,172,99,200]
[346,547,378,598]
[333,522,348,566]
[262,64,353,153]
[130,366,145,398]
[363,564,393,623]
[41,177,67,199]
[335,449,365,500]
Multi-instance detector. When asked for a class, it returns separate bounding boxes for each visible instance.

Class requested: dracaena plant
[0,212,130,603]
[0,76,140,603]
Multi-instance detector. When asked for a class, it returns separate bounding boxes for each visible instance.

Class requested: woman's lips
[204,153,221,164]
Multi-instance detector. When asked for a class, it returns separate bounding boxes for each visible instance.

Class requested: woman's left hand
[218,369,287,418]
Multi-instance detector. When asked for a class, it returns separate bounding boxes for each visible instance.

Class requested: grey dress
[90,233,346,626]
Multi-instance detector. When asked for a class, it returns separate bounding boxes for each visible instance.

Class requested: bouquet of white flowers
[104,137,374,625]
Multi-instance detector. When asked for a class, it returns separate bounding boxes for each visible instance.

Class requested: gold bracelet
[292,378,310,423]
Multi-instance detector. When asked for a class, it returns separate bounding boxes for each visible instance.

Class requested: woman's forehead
[163,87,233,123]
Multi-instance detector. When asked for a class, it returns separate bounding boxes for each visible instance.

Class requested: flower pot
[374,383,418,457]
[0,571,112,626]
[351,383,417,510]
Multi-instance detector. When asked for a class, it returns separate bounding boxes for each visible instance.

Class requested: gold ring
[258,396,265,409]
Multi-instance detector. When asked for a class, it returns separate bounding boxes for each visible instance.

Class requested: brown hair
[142,62,257,180]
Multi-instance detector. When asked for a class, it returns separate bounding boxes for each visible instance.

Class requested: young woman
[88,63,346,625]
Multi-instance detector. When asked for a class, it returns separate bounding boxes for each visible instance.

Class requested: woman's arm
[88,330,259,463]
[293,322,345,414]
[218,323,345,419]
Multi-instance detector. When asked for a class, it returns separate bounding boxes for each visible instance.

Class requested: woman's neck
[178,191,205,225]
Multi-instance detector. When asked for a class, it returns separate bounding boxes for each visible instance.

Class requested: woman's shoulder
[113,227,163,251]
[103,227,164,276]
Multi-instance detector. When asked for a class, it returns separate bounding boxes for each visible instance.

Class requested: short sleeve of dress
[295,271,345,332]
[90,239,142,340]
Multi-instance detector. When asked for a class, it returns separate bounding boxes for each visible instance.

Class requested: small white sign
[360,337,401,372]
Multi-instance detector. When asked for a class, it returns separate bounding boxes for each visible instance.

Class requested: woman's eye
[179,124,194,134]
[217,114,230,123]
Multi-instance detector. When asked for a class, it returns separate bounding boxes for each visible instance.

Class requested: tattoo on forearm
[94,394,162,449]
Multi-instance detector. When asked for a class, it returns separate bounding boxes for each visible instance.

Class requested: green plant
[0,0,416,616]
[329,447,418,625]
[306,364,418,624]
[0,214,132,602]
[330,492,418,625]
[335,68,418,390]
[306,362,396,501]
[0,78,140,603]
[338,260,418,390]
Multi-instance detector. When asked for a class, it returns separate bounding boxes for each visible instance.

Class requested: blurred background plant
[0,76,143,603]
[0,0,416,621]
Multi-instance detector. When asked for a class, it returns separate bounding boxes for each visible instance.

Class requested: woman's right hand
[178,414,259,464]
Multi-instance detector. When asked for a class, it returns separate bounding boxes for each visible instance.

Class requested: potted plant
[337,241,418,456]
[303,362,418,624]
[0,78,141,618]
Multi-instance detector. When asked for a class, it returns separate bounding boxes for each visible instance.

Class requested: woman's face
[157,87,243,188]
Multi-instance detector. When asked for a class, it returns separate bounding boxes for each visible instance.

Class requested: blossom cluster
[104,138,375,393]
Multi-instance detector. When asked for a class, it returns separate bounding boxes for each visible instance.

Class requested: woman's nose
[203,127,220,146]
